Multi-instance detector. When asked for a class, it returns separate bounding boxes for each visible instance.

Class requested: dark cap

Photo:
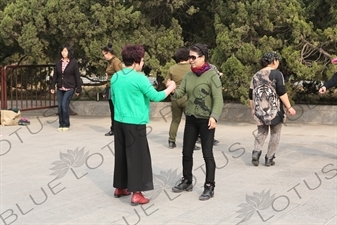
[261,52,280,64]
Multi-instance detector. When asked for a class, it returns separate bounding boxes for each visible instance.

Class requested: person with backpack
[318,57,337,94]
[249,52,296,167]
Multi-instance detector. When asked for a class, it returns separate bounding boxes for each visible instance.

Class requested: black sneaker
[199,183,214,201]
[105,130,114,136]
[168,141,176,149]
[265,154,276,167]
[196,138,219,146]
[194,145,201,150]
[172,178,193,193]
[252,150,262,166]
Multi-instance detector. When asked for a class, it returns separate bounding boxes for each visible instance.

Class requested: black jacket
[50,59,82,94]
[324,72,337,89]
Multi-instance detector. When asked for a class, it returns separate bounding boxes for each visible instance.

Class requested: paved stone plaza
[0,114,336,225]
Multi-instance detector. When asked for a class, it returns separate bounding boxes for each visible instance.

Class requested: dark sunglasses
[188,55,201,60]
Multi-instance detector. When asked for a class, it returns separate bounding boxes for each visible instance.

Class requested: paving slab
[0,114,336,225]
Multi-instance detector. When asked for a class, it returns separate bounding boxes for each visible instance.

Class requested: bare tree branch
[301,37,332,58]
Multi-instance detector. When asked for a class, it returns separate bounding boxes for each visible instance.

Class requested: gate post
[0,66,6,109]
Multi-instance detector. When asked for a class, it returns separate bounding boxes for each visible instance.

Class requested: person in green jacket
[164,48,219,150]
[111,44,176,206]
[164,47,201,150]
[171,43,223,201]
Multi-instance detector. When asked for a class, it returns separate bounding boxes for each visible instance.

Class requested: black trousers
[182,115,216,185]
[108,99,114,131]
[113,121,154,192]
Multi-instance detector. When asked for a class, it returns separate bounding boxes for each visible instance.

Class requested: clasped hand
[166,79,176,93]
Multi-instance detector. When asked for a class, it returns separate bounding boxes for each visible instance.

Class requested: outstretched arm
[319,72,337,94]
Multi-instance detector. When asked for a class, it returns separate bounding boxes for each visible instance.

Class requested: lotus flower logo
[50,147,89,179]
[236,190,275,224]
[148,168,181,200]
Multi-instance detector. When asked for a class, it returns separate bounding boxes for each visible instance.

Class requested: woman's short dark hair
[60,44,74,59]
[122,44,145,66]
[190,43,209,62]
[102,43,115,55]
[260,52,280,67]
[174,47,189,63]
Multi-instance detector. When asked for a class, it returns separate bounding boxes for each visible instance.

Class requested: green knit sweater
[111,68,166,124]
[173,68,223,121]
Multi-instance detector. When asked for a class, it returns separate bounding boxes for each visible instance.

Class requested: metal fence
[1,64,57,111]
[0,66,3,108]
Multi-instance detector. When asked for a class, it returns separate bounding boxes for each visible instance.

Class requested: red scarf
[191,63,211,76]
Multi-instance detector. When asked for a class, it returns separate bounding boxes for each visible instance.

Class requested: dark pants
[57,89,74,128]
[182,115,216,185]
[108,99,114,131]
[113,121,154,192]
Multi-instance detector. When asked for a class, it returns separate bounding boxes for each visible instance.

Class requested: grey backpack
[252,71,283,125]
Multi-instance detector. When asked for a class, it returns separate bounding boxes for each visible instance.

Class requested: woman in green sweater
[111,44,176,206]
[171,43,223,201]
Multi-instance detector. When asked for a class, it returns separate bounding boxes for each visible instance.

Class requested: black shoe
[168,141,176,149]
[199,183,214,201]
[194,145,201,150]
[172,178,193,193]
[252,150,262,166]
[265,154,275,167]
[105,130,114,136]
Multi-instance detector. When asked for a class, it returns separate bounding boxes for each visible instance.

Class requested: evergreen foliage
[1,0,336,103]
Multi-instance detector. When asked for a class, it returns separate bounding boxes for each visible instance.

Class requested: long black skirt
[113,121,154,192]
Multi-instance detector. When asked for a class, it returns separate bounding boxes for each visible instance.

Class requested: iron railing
[1,64,57,111]
[0,66,3,108]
